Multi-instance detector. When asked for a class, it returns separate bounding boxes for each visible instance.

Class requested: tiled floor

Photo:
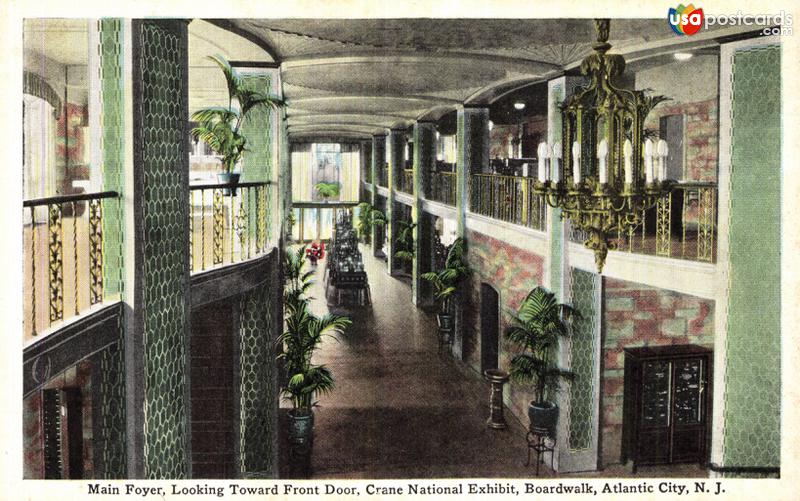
[279,245,708,479]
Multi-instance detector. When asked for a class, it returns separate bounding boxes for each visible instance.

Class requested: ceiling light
[536,19,674,274]
[674,52,693,61]
[513,102,526,110]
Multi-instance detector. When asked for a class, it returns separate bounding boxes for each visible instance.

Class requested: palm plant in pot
[314,182,341,201]
[506,286,577,437]
[393,219,416,274]
[421,237,468,333]
[191,54,283,193]
[355,202,386,244]
[280,246,351,448]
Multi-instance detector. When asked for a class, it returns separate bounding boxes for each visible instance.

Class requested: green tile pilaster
[548,76,599,472]
[455,106,489,238]
[131,19,191,479]
[412,121,435,305]
[98,335,127,478]
[280,109,291,244]
[722,43,780,471]
[99,19,125,299]
[239,72,273,243]
[386,129,405,274]
[370,134,385,257]
[567,269,600,453]
[237,263,278,477]
[454,106,489,359]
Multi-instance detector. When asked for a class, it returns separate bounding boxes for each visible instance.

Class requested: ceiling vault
[196,18,740,142]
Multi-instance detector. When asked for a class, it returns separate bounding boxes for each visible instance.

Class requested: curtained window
[291,142,361,202]
[23,94,57,201]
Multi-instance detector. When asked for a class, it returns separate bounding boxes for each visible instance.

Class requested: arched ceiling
[210,18,750,141]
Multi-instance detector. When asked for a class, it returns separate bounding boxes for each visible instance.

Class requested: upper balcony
[23,191,121,344]
[189,181,274,273]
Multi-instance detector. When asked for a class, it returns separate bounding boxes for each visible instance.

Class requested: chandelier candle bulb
[537,142,549,183]
[597,139,608,184]
[623,139,633,185]
[552,141,562,183]
[644,139,654,185]
[572,141,581,185]
[657,139,669,181]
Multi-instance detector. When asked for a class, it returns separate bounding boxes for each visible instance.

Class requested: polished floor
[278,245,707,479]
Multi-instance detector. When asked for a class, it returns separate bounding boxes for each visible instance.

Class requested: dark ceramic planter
[288,409,315,448]
[217,172,240,196]
[528,401,559,437]
[436,312,454,331]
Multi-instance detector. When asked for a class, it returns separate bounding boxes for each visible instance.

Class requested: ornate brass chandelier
[534,19,672,273]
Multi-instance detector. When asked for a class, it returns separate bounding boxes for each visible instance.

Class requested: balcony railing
[428,171,457,206]
[23,191,119,339]
[469,173,546,231]
[189,182,272,273]
[398,169,414,195]
[567,182,717,263]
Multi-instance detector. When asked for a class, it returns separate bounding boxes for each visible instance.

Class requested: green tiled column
[99,334,127,478]
[131,19,191,479]
[237,268,278,477]
[386,129,405,275]
[455,106,489,237]
[722,42,780,473]
[95,18,128,479]
[100,19,125,299]
[454,106,489,359]
[239,72,274,243]
[279,109,291,244]
[412,121,435,305]
[370,134,386,257]
[549,76,599,472]
[562,268,601,471]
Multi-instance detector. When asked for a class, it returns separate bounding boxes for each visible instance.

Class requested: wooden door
[670,357,708,463]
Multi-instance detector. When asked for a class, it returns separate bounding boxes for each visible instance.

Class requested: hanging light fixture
[534,19,671,273]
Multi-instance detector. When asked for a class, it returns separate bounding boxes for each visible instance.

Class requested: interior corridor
[280,245,537,478]
[278,245,710,479]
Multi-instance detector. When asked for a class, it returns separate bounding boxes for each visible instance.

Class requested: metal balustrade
[23,191,119,338]
[567,182,717,263]
[428,171,457,206]
[189,181,272,273]
[469,173,546,231]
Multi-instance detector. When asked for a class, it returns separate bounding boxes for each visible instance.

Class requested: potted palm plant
[314,182,341,201]
[280,246,351,448]
[393,220,416,274]
[506,286,577,437]
[355,202,386,244]
[421,237,468,332]
[191,54,283,193]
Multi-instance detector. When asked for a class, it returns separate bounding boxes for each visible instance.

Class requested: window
[23,19,97,200]
[291,142,361,202]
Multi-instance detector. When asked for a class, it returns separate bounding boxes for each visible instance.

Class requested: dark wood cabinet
[621,345,712,472]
